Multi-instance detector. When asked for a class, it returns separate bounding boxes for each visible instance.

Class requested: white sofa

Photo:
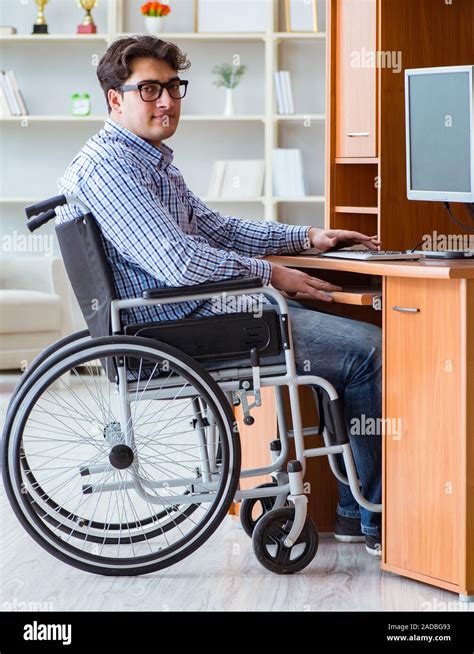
[0,256,80,370]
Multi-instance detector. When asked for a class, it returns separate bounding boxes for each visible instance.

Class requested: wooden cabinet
[327,0,474,249]
[383,276,474,597]
[335,0,377,158]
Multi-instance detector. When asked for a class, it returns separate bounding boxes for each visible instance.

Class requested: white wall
[0,0,327,257]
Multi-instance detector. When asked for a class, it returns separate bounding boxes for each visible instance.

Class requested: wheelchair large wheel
[3,330,190,542]
[3,336,241,576]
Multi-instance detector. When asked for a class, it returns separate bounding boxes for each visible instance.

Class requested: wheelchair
[2,195,381,577]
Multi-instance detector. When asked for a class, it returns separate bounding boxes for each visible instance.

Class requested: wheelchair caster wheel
[252,507,318,574]
[240,482,288,538]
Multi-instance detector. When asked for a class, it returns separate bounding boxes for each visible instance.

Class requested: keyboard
[302,248,423,261]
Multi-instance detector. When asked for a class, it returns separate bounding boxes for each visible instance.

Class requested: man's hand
[308,228,381,253]
[270,264,342,303]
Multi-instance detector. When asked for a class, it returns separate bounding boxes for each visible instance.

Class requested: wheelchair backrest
[55,213,117,340]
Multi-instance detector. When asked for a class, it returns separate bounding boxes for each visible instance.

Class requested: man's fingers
[303,286,334,302]
[338,231,381,250]
[354,233,382,250]
[305,277,342,292]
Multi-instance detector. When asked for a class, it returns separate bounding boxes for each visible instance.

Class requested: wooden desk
[264,255,474,600]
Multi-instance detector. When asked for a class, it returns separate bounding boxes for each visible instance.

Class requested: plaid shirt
[56,118,312,327]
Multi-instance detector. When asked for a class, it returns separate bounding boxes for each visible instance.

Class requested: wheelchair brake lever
[234,348,262,426]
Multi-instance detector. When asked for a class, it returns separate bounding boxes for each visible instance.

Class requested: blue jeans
[287,301,382,537]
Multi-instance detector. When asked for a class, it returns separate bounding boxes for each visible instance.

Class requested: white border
[405,65,474,203]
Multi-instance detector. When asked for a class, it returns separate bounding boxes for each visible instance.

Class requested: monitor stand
[416,250,474,259]
[416,203,474,258]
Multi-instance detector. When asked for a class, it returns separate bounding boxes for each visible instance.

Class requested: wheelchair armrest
[142,277,264,300]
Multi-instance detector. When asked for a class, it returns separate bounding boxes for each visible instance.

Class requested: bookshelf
[0,0,327,254]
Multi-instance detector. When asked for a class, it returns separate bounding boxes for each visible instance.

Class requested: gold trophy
[77,0,98,34]
[32,0,49,34]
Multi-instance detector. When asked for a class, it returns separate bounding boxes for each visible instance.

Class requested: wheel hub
[109,444,134,470]
[103,421,123,445]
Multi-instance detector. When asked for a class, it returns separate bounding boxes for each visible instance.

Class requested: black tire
[240,482,288,538]
[8,329,90,401]
[4,336,241,576]
[252,506,318,574]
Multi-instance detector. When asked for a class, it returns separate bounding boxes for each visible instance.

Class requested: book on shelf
[0,87,9,117]
[272,148,307,198]
[282,71,295,115]
[274,70,295,115]
[207,160,227,197]
[274,71,286,114]
[0,70,28,116]
[207,160,265,199]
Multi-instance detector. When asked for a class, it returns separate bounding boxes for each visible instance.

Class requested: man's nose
[156,88,174,107]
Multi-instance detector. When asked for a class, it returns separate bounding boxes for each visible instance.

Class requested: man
[56,35,382,555]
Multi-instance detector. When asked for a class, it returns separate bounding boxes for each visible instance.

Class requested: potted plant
[212,63,246,116]
[141,2,171,34]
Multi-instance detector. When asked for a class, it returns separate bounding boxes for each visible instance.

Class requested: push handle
[26,209,57,233]
[25,194,67,219]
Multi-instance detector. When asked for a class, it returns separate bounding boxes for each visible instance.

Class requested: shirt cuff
[245,257,273,286]
[281,225,312,253]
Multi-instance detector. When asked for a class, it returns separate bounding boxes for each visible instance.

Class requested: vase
[144,16,166,34]
[223,88,234,116]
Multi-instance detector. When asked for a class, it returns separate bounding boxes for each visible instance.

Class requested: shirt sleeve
[186,188,312,256]
[79,159,273,288]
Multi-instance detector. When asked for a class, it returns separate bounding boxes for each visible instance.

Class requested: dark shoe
[334,514,365,543]
[365,534,382,556]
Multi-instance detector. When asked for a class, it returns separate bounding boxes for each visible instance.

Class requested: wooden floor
[1,489,470,612]
[1,373,472,612]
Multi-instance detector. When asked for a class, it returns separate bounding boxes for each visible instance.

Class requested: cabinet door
[335,0,377,158]
[384,278,461,584]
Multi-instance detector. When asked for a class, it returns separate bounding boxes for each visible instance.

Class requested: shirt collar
[103,117,174,169]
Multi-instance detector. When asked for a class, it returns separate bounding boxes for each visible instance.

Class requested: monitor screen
[406,67,473,202]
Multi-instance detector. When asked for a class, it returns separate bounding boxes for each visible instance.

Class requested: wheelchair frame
[3,194,381,575]
[110,286,380,520]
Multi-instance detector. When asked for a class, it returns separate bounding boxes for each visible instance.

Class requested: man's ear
[108,88,122,114]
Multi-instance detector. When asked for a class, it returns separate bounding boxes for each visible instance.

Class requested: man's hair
[97,35,191,113]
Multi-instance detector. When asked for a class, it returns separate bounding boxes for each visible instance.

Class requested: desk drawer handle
[347,132,370,137]
[392,306,420,313]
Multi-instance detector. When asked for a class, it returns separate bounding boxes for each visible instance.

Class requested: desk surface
[267,255,474,279]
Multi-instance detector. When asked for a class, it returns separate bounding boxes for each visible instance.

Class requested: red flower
[141,2,171,17]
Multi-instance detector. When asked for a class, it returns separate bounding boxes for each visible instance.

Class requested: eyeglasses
[119,79,189,102]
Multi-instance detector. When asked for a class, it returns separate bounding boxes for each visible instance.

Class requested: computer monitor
[405,65,474,204]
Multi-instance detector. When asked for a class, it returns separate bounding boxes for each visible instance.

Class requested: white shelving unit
[0,0,327,245]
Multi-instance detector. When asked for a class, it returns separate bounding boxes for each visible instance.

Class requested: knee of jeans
[359,325,382,368]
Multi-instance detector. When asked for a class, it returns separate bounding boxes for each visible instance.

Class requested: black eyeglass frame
[118,79,189,101]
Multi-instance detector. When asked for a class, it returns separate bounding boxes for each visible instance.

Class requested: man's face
[108,57,182,147]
